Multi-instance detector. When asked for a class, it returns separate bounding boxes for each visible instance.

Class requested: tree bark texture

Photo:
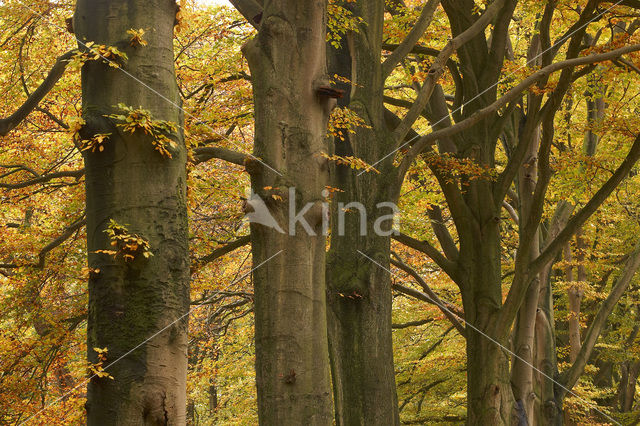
[74,0,189,423]
[242,1,333,424]
[325,2,400,424]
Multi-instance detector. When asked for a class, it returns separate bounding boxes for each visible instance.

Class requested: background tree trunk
[74,0,189,423]
[461,226,517,426]
[325,2,400,423]
[242,1,333,423]
[511,112,541,425]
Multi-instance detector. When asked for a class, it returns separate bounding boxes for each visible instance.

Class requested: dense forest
[2,0,640,424]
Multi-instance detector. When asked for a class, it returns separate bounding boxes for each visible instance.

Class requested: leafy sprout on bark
[94,219,153,263]
[127,28,148,47]
[105,103,179,158]
[66,42,129,69]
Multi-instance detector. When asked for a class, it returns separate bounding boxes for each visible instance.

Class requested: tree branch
[382,0,441,79]
[228,0,263,28]
[0,169,84,190]
[192,146,249,166]
[531,132,640,275]
[392,232,459,282]
[0,50,74,136]
[392,318,433,329]
[192,235,251,273]
[499,132,640,336]
[391,0,507,145]
[391,269,465,335]
[37,217,86,268]
[428,205,459,261]
[502,201,519,225]
[559,239,640,398]
[397,42,640,186]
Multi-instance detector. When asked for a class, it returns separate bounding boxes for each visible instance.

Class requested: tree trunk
[568,231,587,363]
[326,220,399,426]
[74,0,189,424]
[325,3,400,423]
[534,270,564,426]
[619,360,640,412]
[511,114,541,425]
[466,314,516,425]
[242,1,333,424]
[461,221,518,425]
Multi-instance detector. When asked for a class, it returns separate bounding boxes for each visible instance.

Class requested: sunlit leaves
[88,347,114,379]
[319,152,380,174]
[79,133,111,153]
[126,28,148,47]
[67,42,128,70]
[327,0,362,48]
[99,219,153,263]
[327,106,371,141]
[105,103,178,158]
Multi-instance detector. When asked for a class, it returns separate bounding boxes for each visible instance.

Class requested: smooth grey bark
[511,117,542,425]
[534,202,573,426]
[242,1,333,423]
[74,0,189,423]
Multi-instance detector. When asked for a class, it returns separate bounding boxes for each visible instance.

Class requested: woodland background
[1,0,640,424]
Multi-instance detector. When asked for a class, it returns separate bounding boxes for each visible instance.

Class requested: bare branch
[192,235,251,273]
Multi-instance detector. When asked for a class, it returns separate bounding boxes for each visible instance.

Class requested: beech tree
[74,0,190,422]
[375,1,640,424]
[234,0,334,423]
[0,0,190,422]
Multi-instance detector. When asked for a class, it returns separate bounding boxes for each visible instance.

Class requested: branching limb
[391,258,465,335]
[228,0,263,28]
[192,235,251,273]
[499,133,640,336]
[0,169,84,190]
[559,239,640,398]
[37,217,86,268]
[0,50,74,136]
[382,0,441,79]
[382,43,463,93]
[392,319,432,329]
[192,146,249,166]
[502,201,519,225]
[532,133,640,275]
[392,232,459,282]
[391,0,507,145]
[397,42,640,187]
[427,205,459,261]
